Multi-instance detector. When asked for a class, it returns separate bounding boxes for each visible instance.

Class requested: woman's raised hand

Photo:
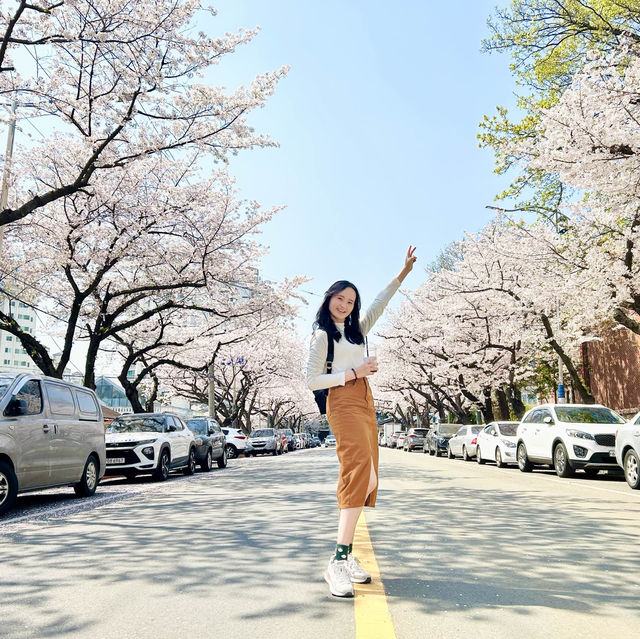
[405,245,417,271]
[398,245,417,283]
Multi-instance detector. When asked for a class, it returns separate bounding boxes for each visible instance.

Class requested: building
[95,376,134,414]
[0,298,36,372]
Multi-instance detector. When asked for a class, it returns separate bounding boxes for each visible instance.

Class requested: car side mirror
[543,416,553,425]
[167,424,176,432]
[208,427,215,435]
[4,397,27,417]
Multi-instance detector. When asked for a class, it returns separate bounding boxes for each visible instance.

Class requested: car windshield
[498,424,518,436]
[554,407,625,425]
[251,429,275,437]
[471,426,481,434]
[107,416,165,433]
[438,425,460,435]
[186,419,208,434]
[0,376,15,400]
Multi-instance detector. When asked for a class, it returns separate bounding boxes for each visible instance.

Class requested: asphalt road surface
[2,446,639,639]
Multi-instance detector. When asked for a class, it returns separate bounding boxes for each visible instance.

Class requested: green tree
[479,0,640,217]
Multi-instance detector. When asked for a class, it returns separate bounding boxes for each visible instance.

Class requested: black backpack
[312,331,334,415]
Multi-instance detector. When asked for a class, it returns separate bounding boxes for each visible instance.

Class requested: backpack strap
[325,330,334,373]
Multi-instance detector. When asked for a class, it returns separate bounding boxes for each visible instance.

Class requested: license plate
[107,458,125,464]
[609,450,616,457]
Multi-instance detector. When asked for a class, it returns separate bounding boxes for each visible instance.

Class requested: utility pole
[0,98,17,256]
[208,362,215,418]
[555,209,566,404]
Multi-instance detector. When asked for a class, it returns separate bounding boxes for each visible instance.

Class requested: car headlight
[501,439,517,448]
[438,438,446,444]
[565,429,595,440]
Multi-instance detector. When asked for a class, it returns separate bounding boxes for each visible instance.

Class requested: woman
[307,246,417,598]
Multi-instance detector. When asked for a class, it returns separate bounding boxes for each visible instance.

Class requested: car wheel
[517,443,532,472]
[583,468,600,478]
[217,448,228,468]
[495,448,504,468]
[462,446,470,461]
[447,446,454,459]
[553,443,574,478]
[225,444,237,459]
[624,449,640,489]
[184,448,196,475]
[0,460,18,516]
[201,449,213,472]
[73,456,99,497]
[476,447,484,464]
[154,449,170,481]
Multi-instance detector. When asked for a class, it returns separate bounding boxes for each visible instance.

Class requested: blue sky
[205,1,520,339]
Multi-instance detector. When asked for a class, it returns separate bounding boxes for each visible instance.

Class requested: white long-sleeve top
[306,277,401,391]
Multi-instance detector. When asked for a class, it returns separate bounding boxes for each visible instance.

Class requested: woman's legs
[336,458,378,546]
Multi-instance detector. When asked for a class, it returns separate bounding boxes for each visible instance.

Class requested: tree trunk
[495,387,510,420]
[507,384,526,419]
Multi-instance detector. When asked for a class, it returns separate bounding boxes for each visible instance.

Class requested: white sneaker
[346,554,371,584]
[324,558,355,597]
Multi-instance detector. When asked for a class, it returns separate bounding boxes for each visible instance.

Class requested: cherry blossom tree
[0,0,286,225]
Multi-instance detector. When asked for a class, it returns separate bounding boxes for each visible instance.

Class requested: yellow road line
[353,513,397,639]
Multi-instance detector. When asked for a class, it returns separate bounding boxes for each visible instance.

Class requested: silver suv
[105,413,196,481]
[0,374,106,516]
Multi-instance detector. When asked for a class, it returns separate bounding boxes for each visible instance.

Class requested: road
[1,446,639,639]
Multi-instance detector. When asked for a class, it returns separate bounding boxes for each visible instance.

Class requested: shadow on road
[0,450,346,639]
[369,451,640,625]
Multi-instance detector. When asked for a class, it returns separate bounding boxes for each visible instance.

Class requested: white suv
[105,413,196,481]
[516,404,625,478]
[221,426,248,458]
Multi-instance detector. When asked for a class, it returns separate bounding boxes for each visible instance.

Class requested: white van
[0,374,106,515]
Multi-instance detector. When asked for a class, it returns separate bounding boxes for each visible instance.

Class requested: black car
[425,424,461,457]
[185,417,228,471]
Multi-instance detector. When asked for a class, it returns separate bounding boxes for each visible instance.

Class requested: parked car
[448,425,483,460]
[281,428,296,451]
[324,435,336,447]
[185,417,227,471]
[396,432,408,449]
[517,404,624,477]
[476,421,520,467]
[221,426,247,458]
[403,428,430,452]
[615,411,640,489]
[105,412,196,481]
[246,428,282,456]
[0,374,106,516]
[425,424,460,456]
[389,431,403,448]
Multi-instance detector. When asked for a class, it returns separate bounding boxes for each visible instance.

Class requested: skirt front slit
[327,378,379,509]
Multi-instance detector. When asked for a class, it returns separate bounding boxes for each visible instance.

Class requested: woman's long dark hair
[313,280,364,345]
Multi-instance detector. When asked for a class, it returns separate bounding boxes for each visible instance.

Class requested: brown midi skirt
[327,378,379,509]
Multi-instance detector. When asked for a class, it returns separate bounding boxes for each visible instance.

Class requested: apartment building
[0,298,36,372]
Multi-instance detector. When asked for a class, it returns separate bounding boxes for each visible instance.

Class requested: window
[13,380,43,415]
[45,383,76,416]
[6,336,11,341]
[4,348,9,353]
[522,410,540,424]
[3,359,9,365]
[75,390,99,420]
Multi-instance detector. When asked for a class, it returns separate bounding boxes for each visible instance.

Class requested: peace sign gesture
[398,245,417,283]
